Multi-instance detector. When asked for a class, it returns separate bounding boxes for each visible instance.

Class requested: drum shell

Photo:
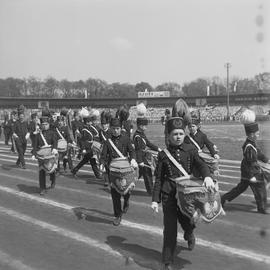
[109,158,136,194]
[36,146,52,160]
[57,139,68,153]
[258,161,270,185]
[173,176,223,223]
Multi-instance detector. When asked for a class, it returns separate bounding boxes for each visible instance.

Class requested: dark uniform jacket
[241,138,269,181]
[100,134,135,166]
[99,128,112,143]
[33,130,57,155]
[7,119,17,134]
[29,120,39,136]
[121,120,133,138]
[133,129,159,164]
[152,143,211,203]
[72,119,84,137]
[13,120,29,144]
[186,130,217,157]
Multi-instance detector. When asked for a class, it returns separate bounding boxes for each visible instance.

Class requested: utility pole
[224,63,231,120]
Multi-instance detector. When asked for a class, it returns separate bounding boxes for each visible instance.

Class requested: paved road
[0,143,269,270]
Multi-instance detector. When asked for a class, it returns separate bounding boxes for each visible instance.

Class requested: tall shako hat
[167,117,187,134]
[40,109,51,123]
[60,107,69,117]
[171,98,192,124]
[136,102,148,126]
[240,109,258,135]
[116,104,130,123]
[101,110,112,124]
[89,109,100,121]
[79,107,90,123]
[17,104,25,115]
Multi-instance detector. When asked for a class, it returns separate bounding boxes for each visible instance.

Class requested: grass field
[145,121,270,161]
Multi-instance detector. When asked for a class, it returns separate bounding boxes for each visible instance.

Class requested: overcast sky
[0,0,269,86]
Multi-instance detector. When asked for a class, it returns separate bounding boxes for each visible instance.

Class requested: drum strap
[40,132,49,147]
[90,125,99,137]
[82,128,93,143]
[101,130,107,142]
[134,135,146,146]
[187,135,201,152]
[244,143,257,154]
[163,149,189,177]
[108,139,125,159]
[56,128,65,140]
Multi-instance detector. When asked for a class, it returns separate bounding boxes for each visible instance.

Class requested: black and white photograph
[0,0,269,269]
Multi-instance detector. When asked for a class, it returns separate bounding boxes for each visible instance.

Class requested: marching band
[3,100,269,270]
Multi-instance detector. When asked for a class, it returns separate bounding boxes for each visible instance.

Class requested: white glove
[31,155,36,160]
[151,202,159,213]
[25,132,30,140]
[139,162,144,167]
[130,159,138,169]
[100,164,105,172]
[214,154,220,160]
[82,149,86,154]
[158,148,162,152]
[13,133,18,139]
[52,148,58,155]
[203,177,215,190]
[75,129,80,135]
[250,176,257,183]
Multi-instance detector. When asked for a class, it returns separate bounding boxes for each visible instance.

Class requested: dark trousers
[15,139,27,166]
[4,128,11,145]
[162,193,195,264]
[58,150,73,172]
[223,178,267,211]
[139,166,154,195]
[111,187,130,217]
[39,169,56,190]
[73,153,100,178]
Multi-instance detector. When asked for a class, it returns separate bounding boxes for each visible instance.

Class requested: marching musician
[116,104,133,138]
[71,110,83,159]
[29,112,40,155]
[55,115,74,174]
[151,117,215,270]
[12,106,30,169]
[33,113,58,195]
[133,103,161,195]
[186,116,219,159]
[99,110,112,187]
[100,118,138,226]
[71,112,101,179]
[6,111,17,153]
[221,109,269,214]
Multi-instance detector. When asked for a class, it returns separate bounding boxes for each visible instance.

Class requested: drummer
[221,111,269,214]
[99,118,138,226]
[99,110,112,187]
[187,116,219,159]
[133,114,161,195]
[151,116,214,270]
[55,115,74,174]
[33,113,58,195]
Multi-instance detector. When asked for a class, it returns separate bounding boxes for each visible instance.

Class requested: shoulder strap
[40,131,49,147]
[187,135,201,151]
[90,125,99,137]
[244,143,257,154]
[163,149,189,176]
[108,138,125,159]
[101,130,107,141]
[134,134,146,145]
[56,127,65,140]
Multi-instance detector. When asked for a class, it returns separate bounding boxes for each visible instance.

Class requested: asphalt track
[0,142,269,270]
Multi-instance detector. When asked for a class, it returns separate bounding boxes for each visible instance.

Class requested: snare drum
[199,152,219,175]
[36,146,57,173]
[109,158,137,195]
[173,176,223,223]
[57,139,68,153]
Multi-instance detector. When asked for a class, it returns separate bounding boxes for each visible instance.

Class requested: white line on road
[0,249,38,270]
[0,184,269,265]
[0,206,126,260]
